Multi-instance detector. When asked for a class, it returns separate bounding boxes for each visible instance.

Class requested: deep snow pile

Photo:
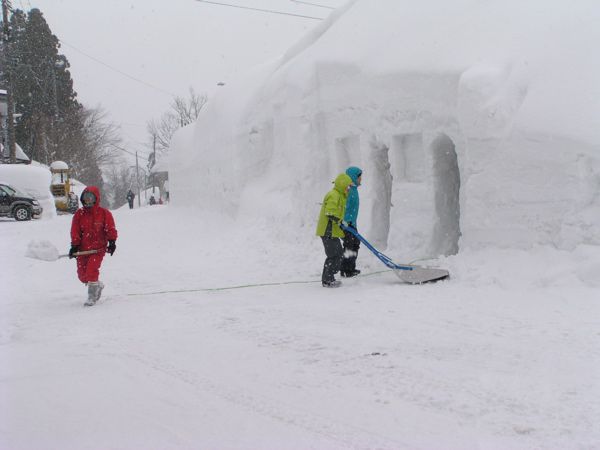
[1,207,599,449]
[170,0,600,258]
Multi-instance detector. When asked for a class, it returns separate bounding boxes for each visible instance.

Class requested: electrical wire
[57,38,177,98]
[195,0,324,20]
[289,0,335,10]
[24,1,331,98]
[108,142,150,158]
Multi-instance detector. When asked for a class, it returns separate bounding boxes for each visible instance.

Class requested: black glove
[107,240,116,256]
[69,245,79,259]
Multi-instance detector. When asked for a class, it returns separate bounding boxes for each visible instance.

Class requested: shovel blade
[25,240,60,261]
[392,266,449,284]
[25,240,99,261]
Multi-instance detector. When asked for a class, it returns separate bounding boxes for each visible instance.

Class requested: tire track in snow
[121,350,414,450]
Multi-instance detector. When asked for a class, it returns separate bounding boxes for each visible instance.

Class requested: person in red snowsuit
[69,186,118,306]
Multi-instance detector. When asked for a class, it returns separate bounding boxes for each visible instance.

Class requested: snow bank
[0,164,55,219]
[170,0,600,256]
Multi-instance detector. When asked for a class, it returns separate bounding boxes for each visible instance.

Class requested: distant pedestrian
[69,186,118,306]
[315,173,353,288]
[340,166,362,277]
[126,189,135,209]
[149,195,156,205]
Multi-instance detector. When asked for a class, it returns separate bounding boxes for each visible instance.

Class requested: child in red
[69,186,118,306]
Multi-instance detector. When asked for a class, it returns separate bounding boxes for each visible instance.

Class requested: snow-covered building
[0,91,30,164]
[148,156,169,203]
[171,0,600,259]
[1,142,31,164]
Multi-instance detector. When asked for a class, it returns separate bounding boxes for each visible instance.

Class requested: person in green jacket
[316,173,354,287]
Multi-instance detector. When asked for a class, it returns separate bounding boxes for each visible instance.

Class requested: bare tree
[80,106,121,168]
[147,87,207,157]
[103,159,136,209]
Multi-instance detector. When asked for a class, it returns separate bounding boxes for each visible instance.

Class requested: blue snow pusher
[340,224,449,284]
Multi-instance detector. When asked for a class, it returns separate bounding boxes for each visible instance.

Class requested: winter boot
[322,280,342,288]
[341,269,361,278]
[85,282,100,306]
[95,281,105,302]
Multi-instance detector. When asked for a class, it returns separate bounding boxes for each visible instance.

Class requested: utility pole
[1,0,16,163]
[152,135,156,194]
[135,151,141,207]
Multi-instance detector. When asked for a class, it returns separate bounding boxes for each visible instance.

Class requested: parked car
[0,183,43,221]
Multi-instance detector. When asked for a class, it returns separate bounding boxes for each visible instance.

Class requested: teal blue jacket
[343,166,362,226]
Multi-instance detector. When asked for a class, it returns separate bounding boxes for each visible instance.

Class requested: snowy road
[1,206,599,449]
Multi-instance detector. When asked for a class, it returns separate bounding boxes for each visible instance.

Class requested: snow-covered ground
[2,206,599,449]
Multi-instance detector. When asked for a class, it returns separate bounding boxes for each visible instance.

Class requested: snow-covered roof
[1,142,30,162]
[150,157,168,174]
[50,160,69,171]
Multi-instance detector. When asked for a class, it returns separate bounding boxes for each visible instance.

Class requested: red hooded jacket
[70,186,118,252]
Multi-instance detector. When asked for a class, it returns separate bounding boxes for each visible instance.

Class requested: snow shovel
[25,240,99,262]
[58,249,99,260]
[340,224,449,284]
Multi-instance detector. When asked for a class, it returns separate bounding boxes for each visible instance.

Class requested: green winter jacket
[316,173,353,238]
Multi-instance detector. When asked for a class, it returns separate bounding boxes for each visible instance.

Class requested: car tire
[14,205,32,221]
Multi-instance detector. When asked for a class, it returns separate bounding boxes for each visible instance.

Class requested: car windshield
[1,184,30,198]
[1,185,16,196]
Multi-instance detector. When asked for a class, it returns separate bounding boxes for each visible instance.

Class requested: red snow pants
[77,253,105,283]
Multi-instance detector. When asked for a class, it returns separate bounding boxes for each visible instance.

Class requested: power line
[118,129,152,150]
[108,142,137,157]
[57,38,177,98]
[195,0,324,20]
[289,0,335,10]
[108,142,150,158]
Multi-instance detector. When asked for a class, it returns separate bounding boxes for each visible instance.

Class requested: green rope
[126,269,391,297]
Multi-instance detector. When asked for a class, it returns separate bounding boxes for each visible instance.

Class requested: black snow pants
[340,226,361,275]
[321,236,343,284]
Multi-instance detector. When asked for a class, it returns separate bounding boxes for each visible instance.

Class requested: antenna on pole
[1,0,16,163]
[135,151,141,207]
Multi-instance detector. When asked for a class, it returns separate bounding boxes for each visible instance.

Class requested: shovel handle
[58,249,101,259]
[74,249,100,256]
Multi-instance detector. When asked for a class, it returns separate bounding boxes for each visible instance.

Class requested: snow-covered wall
[171,0,600,257]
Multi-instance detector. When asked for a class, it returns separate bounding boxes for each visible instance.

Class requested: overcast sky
[24,0,344,161]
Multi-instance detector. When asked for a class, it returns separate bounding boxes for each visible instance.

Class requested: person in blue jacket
[341,166,362,277]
